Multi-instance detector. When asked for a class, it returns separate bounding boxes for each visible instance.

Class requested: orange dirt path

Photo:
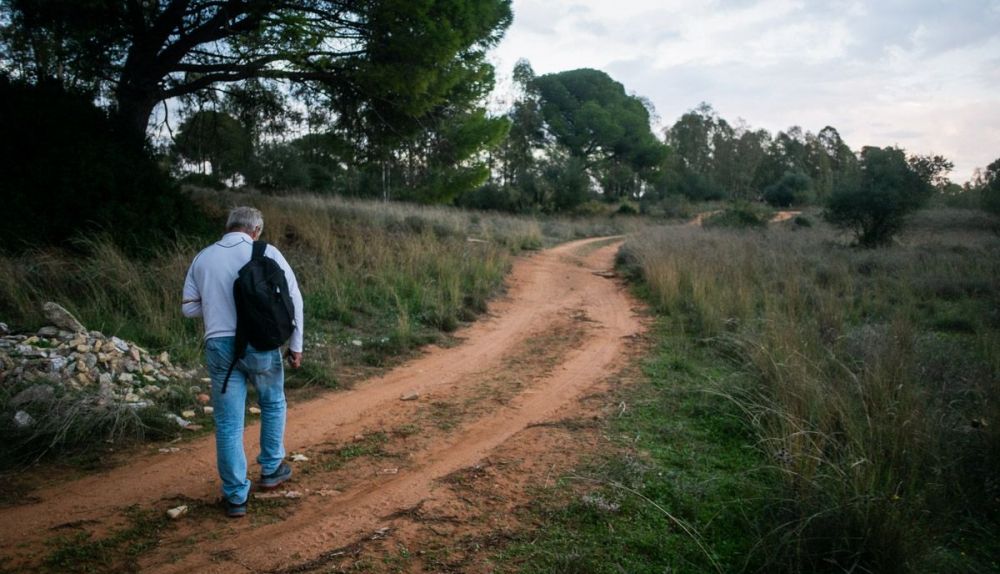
[0,236,644,573]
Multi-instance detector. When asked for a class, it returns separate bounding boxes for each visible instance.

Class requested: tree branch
[160,64,348,99]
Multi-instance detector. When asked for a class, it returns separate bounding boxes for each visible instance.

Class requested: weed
[318,432,389,470]
[42,505,167,573]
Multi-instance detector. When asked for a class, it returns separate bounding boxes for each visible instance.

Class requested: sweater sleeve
[181,261,203,318]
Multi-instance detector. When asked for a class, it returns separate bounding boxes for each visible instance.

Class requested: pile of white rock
[1,302,201,415]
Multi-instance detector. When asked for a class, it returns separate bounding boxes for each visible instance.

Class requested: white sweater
[182,232,304,353]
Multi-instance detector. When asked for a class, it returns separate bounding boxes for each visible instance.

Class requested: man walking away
[182,206,304,517]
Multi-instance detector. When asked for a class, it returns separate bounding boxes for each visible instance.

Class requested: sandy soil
[0,236,646,573]
[770,210,801,223]
[688,209,801,226]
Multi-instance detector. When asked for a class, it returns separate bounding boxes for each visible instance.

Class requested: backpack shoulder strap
[252,240,267,260]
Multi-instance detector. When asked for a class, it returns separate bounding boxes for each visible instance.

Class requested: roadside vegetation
[3,4,1000,569]
[502,207,1000,573]
[0,190,646,469]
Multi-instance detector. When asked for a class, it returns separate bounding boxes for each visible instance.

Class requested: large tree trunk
[115,88,159,143]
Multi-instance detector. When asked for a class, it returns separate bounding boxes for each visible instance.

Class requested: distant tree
[173,110,251,181]
[816,126,859,197]
[255,142,311,191]
[548,156,592,212]
[397,107,510,204]
[730,125,770,200]
[907,154,954,188]
[981,158,1000,215]
[662,104,775,201]
[532,68,666,199]
[825,146,932,247]
[665,103,717,177]
[497,59,546,188]
[804,133,834,200]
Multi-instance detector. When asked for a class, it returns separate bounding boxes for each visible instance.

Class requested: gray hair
[226,206,264,233]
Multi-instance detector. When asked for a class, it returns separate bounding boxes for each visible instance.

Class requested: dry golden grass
[620,209,1000,571]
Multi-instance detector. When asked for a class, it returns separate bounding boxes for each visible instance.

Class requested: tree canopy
[173,110,251,180]
[0,0,513,140]
[532,68,666,199]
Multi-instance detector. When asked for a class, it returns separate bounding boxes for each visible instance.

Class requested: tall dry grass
[620,210,1000,572]
[0,191,645,360]
[0,191,646,463]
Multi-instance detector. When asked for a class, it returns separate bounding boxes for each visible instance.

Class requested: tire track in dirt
[0,236,643,573]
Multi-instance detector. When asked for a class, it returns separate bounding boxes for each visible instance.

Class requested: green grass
[498,325,772,573]
[0,193,547,463]
[612,208,1000,573]
[501,207,1000,573]
[318,432,390,471]
[42,505,167,573]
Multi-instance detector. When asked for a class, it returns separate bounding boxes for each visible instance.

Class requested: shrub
[616,202,638,215]
[793,215,813,227]
[457,182,520,212]
[572,200,611,217]
[0,76,209,255]
[763,171,812,207]
[703,202,770,229]
[825,146,932,247]
[675,170,725,201]
[639,194,692,219]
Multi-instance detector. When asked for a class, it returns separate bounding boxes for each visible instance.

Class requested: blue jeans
[205,337,287,504]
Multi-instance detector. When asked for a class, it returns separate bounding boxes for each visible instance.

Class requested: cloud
[491,0,1000,181]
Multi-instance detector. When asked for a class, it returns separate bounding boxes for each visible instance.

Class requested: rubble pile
[0,302,201,415]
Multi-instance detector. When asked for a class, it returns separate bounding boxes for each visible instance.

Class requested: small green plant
[43,505,166,573]
[318,432,389,470]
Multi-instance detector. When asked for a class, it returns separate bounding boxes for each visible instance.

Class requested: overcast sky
[488,0,1000,183]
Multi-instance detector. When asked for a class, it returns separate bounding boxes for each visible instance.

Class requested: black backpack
[221,241,295,393]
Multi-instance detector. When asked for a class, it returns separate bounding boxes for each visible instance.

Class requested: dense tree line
[3,0,990,252]
[0,0,514,250]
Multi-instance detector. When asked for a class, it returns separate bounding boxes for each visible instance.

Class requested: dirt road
[0,236,644,573]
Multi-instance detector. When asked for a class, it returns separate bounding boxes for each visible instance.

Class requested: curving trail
[0,236,644,573]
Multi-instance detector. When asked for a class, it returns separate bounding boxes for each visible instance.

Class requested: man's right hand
[286,349,302,369]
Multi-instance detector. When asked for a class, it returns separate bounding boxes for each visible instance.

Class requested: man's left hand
[286,350,303,369]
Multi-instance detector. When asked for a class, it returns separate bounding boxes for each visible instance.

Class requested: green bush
[456,182,520,212]
[0,76,209,255]
[763,171,812,207]
[616,202,639,215]
[793,214,813,227]
[825,146,932,248]
[639,194,692,219]
[703,202,770,229]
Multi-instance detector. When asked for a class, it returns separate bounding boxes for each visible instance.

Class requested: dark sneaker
[224,497,248,518]
[259,461,293,490]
